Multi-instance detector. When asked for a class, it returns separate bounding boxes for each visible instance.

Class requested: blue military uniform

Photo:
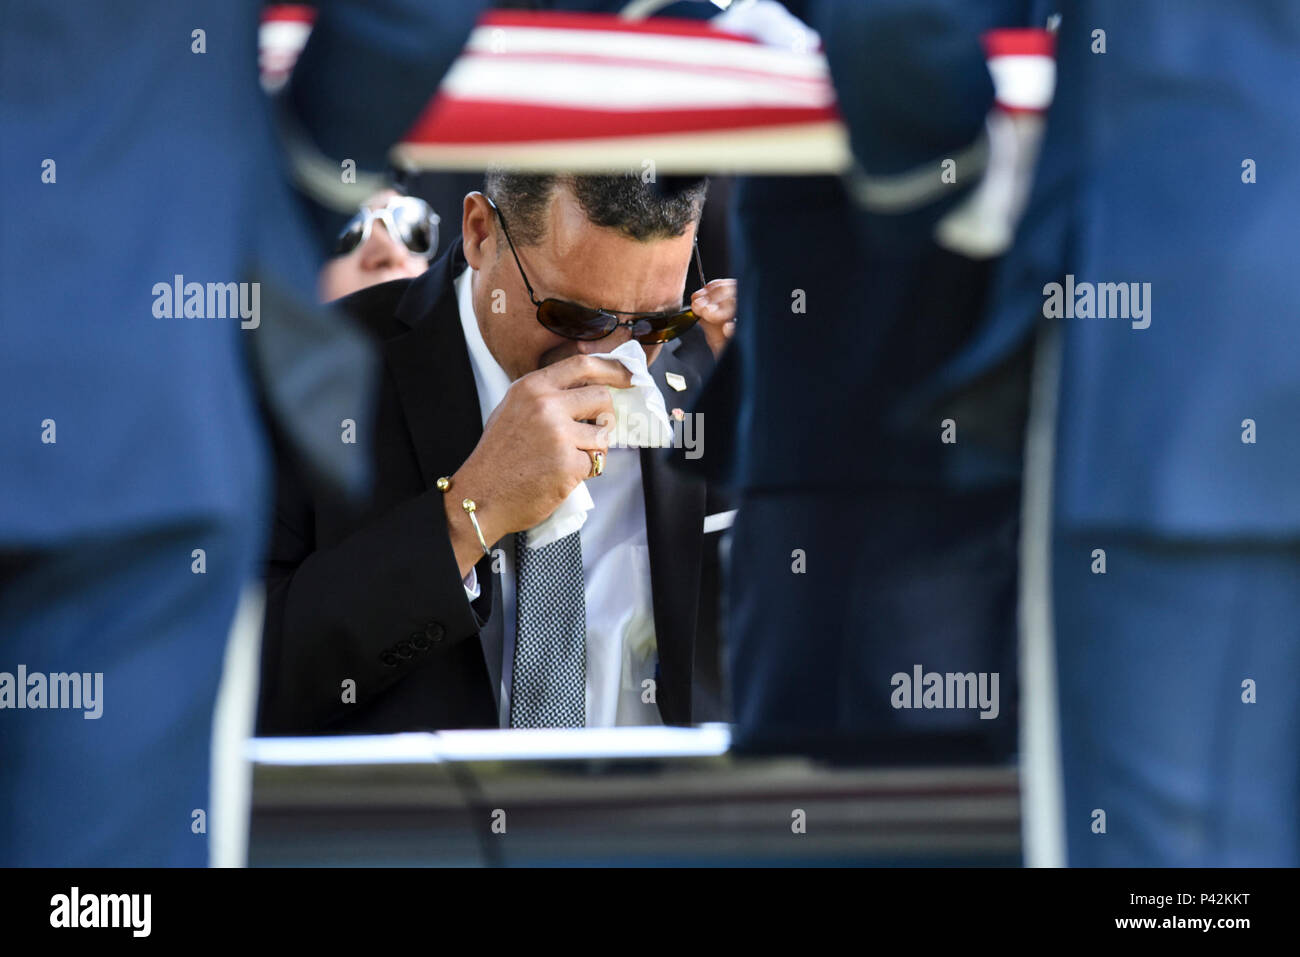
[0,0,485,865]
[931,1,1300,865]
[692,0,1048,762]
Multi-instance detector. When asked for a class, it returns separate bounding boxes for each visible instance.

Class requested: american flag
[259,8,1052,174]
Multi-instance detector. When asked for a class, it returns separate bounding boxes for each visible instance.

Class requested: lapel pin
[671,407,685,421]
[665,371,687,392]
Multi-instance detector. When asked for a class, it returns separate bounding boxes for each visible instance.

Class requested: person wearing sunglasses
[259,171,737,738]
[483,192,735,361]
[317,189,440,301]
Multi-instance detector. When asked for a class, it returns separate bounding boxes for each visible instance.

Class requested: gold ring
[588,450,605,478]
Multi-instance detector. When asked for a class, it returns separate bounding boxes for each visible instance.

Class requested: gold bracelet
[436,476,491,558]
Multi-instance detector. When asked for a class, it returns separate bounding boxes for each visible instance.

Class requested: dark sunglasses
[485,195,706,345]
[333,195,440,259]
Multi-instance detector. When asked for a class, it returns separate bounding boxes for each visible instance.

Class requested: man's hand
[691,278,738,357]
[443,355,632,578]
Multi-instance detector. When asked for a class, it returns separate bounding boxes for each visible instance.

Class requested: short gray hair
[483,170,707,245]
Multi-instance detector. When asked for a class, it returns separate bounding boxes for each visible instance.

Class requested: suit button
[411,632,430,652]
[425,622,445,643]
[395,640,414,659]
[380,651,399,668]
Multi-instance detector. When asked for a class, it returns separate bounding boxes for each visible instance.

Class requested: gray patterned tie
[510,529,587,727]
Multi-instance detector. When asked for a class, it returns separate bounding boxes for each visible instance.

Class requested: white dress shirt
[454,265,663,728]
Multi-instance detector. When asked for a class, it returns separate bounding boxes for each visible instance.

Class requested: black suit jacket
[256,244,730,735]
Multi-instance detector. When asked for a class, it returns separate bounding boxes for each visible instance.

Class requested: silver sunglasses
[333,195,440,259]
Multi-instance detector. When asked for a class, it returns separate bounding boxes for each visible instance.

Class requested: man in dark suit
[258,173,733,734]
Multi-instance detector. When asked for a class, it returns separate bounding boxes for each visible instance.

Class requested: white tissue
[603,340,675,450]
[522,340,675,549]
[521,479,593,551]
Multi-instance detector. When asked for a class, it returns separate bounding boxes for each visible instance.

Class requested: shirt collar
[455,264,514,427]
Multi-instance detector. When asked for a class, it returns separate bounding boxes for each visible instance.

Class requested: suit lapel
[641,341,707,725]
[384,245,483,490]
[382,244,500,660]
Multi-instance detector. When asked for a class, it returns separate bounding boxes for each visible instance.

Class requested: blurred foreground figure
[0,0,483,866]
[948,1,1300,865]
[701,0,1047,763]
